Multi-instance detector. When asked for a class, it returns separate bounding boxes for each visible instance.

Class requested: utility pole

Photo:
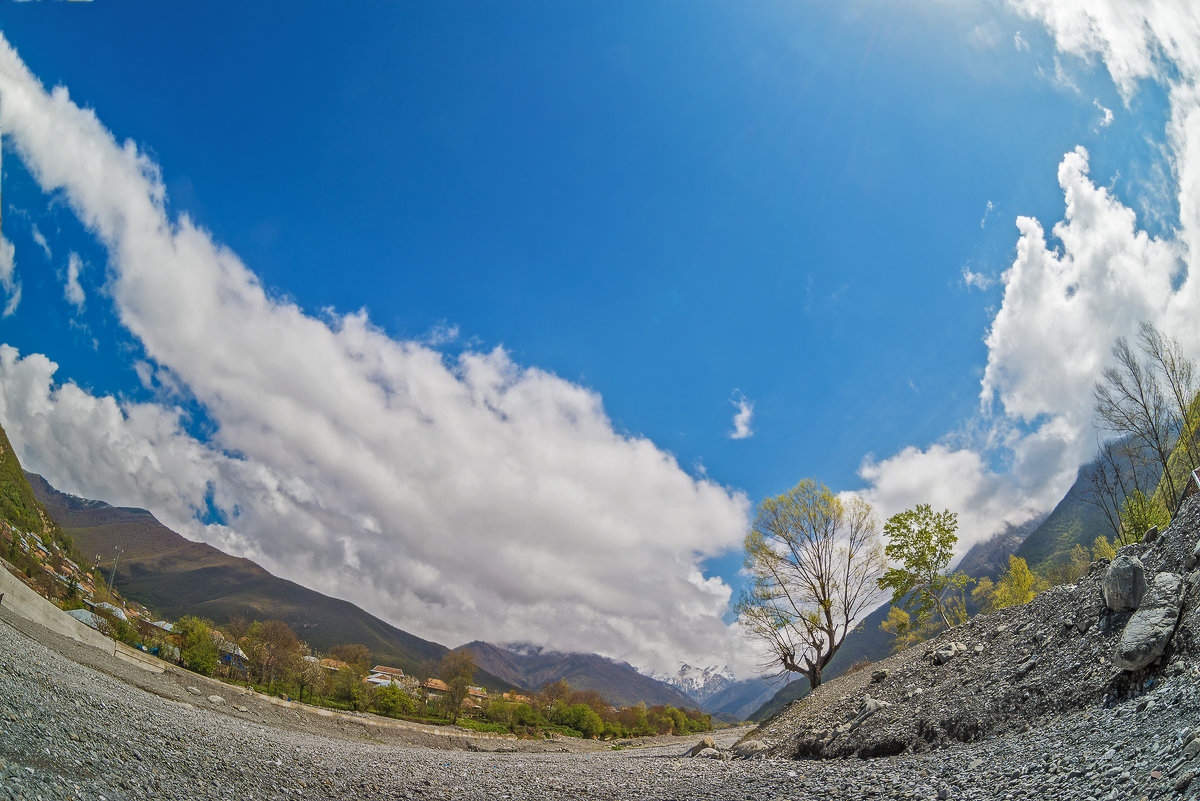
[108,547,124,595]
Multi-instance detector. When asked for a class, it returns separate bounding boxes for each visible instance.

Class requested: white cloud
[0,234,18,317]
[728,390,754,440]
[0,35,754,676]
[980,199,995,229]
[422,321,459,347]
[63,250,84,310]
[969,22,1003,51]
[31,223,50,259]
[858,444,1052,554]
[1093,98,1115,127]
[1014,31,1030,52]
[961,265,997,290]
[858,1,1200,557]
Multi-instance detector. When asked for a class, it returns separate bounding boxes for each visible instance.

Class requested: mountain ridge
[24,471,519,689]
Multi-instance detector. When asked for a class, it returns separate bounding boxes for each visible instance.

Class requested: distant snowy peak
[650,663,735,703]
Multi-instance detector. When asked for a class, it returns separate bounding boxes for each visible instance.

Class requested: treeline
[480,678,712,739]
[161,615,711,739]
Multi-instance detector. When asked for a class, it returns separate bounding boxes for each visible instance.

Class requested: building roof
[467,686,488,698]
[370,665,406,677]
[422,678,449,692]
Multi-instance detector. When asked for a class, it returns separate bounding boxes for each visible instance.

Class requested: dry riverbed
[4,602,1200,801]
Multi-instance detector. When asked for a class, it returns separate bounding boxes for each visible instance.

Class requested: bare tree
[735,479,886,690]
[1083,437,1157,546]
[1092,322,1199,527]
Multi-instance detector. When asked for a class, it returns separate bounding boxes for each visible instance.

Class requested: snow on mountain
[650,663,735,704]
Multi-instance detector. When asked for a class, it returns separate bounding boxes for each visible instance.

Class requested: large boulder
[685,736,717,757]
[932,642,967,665]
[733,739,770,759]
[1114,572,1184,671]
[1102,555,1147,611]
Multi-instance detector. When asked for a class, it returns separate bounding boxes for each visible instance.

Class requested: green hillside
[26,472,517,691]
[0,424,45,535]
[1013,466,1113,570]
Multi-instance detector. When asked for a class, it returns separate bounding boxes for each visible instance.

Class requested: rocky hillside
[747,490,1200,761]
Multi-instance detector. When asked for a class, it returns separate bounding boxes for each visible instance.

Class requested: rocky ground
[5,500,1200,799]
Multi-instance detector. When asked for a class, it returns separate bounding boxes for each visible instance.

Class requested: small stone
[208,695,226,706]
[870,669,889,683]
[186,686,202,696]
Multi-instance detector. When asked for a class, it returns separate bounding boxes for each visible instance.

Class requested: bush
[372,684,416,718]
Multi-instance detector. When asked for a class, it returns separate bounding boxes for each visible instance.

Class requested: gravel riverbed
[2,604,1199,800]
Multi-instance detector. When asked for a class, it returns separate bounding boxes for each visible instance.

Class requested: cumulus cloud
[856,1,1200,556]
[0,35,753,675]
[728,390,754,440]
[63,250,84,310]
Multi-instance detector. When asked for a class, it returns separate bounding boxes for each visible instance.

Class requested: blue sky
[0,1,1194,675]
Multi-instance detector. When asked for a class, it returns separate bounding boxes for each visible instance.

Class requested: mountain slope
[1014,464,1115,569]
[652,663,780,721]
[26,472,516,690]
[459,641,699,710]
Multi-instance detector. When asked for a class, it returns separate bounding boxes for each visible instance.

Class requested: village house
[365,665,417,691]
[318,658,349,673]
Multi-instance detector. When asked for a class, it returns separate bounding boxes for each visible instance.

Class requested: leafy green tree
[1119,489,1170,542]
[175,616,220,676]
[439,649,476,723]
[991,556,1046,609]
[553,703,604,738]
[1092,535,1117,561]
[973,556,1046,614]
[328,643,371,670]
[373,683,416,717]
[736,479,886,689]
[330,665,372,711]
[877,504,971,629]
[880,606,918,653]
[245,620,303,690]
[1044,544,1093,586]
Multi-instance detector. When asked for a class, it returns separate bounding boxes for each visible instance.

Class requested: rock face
[1102,555,1147,611]
[1113,571,1184,671]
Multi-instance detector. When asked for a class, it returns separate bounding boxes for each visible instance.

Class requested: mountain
[25,472,517,691]
[651,663,781,721]
[458,641,700,710]
[653,663,734,702]
[1014,462,1120,570]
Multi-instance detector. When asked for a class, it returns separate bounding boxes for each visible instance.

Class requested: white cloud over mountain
[860,1,1200,553]
[0,35,753,676]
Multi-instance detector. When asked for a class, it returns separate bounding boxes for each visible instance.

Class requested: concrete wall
[0,560,164,673]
